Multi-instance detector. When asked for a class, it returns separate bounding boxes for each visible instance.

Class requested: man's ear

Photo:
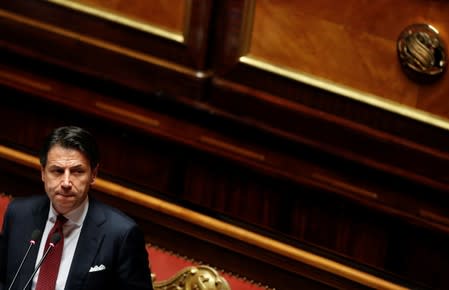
[41,166,45,182]
[91,164,99,184]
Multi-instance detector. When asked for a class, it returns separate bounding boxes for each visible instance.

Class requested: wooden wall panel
[210,0,449,169]
[0,0,212,67]
[182,159,287,229]
[0,0,213,102]
[249,0,449,118]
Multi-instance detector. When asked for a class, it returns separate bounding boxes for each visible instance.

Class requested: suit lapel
[65,198,106,290]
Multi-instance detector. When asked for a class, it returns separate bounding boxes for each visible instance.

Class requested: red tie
[36,215,68,290]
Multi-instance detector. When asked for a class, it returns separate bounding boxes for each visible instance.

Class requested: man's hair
[39,126,100,168]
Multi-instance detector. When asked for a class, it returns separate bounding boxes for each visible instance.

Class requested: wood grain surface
[70,0,185,33]
[250,0,449,119]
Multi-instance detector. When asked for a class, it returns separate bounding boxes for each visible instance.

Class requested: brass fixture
[397,24,446,82]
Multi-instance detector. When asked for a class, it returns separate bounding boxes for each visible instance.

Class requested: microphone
[7,229,42,290]
[21,232,62,290]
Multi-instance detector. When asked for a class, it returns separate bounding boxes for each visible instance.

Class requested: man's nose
[61,171,72,188]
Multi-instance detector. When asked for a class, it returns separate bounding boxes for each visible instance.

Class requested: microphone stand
[21,233,61,290]
[7,230,42,290]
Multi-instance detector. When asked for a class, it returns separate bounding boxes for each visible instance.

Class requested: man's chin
[53,197,76,213]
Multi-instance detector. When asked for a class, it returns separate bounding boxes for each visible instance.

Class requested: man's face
[41,144,98,215]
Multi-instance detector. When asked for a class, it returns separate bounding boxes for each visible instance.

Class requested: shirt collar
[49,196,89,227]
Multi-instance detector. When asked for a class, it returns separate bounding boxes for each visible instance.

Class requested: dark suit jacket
[0,195,153,290]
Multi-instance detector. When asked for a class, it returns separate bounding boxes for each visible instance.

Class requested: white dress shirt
[32,197,89,290]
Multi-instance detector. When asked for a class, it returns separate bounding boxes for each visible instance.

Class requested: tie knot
[56,214,68,226]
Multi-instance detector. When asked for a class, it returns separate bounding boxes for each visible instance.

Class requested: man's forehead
[46,146,90,166]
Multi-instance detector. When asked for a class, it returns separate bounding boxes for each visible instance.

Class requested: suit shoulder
[7,195,47,211]
[92,199,137,228]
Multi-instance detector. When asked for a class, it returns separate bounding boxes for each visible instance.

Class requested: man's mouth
[57,192,74,197]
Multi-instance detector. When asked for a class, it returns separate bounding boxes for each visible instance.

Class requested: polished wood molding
[419,209,449,228]
[0,70,52,92]
[95,101,160,128]
[47,0,186,42]
[0,8,208,78]
[312,173,378,200]
[0,145,41,170]
[199,135,265,161]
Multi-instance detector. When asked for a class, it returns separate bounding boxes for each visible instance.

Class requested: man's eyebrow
[47,164,63,169]
[47,164,85,169]
[70,165,86,170]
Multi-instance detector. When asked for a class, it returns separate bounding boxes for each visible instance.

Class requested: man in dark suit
[0,126,154,290]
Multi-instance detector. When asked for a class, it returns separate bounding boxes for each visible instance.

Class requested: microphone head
[31,229,42,242]
[50,232,62,245]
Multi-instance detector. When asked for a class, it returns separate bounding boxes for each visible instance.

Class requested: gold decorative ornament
[153,265,231,290]
[397,23,447,83]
